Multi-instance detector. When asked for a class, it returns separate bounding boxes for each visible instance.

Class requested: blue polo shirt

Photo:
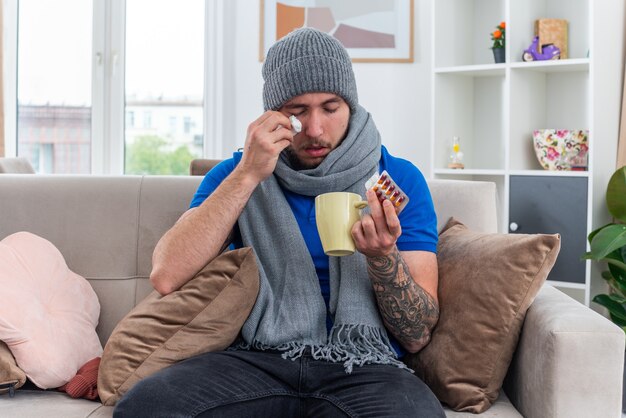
[190,145,438,357]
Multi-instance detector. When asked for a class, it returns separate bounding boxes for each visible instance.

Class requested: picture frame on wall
[259,0,414,63]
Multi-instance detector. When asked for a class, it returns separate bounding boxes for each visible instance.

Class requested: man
[114,28,444,417]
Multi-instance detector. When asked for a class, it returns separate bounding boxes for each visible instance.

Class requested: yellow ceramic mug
[315,192,368,256]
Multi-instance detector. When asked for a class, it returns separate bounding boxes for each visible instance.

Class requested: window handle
[111,52,119,77]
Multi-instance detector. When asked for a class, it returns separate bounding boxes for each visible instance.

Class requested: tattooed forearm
[368,250,439,352]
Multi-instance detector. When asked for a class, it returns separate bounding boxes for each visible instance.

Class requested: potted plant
[585,166,626,323]
[490,21,506,63]
[583,165,626,410]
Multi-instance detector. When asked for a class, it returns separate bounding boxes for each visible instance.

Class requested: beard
[283,147,315,170]
[283,139,332,171]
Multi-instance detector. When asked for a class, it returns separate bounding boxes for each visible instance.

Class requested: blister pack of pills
[364,170,410,214]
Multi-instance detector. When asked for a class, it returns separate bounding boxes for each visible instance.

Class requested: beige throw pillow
[0,341,26,396]
[404,218,560,413]
[98,247,260,406]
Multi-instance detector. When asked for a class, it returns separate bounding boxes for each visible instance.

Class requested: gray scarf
[237,105,408,372]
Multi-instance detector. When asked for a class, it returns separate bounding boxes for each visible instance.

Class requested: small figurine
[522,36,561,61]
[448,136,464,169]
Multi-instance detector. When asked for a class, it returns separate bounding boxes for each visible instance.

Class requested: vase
[492,47,505,63]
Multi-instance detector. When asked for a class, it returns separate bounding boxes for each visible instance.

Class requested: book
[534,18,568,59]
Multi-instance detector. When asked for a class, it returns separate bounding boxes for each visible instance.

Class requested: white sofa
[0,174,623,417]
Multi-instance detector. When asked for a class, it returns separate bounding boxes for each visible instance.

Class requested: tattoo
[368,250,439,351]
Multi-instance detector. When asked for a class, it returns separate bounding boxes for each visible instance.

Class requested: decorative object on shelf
[522,36,561,61]
[448,136,464,169]
[532,129,588,171]
[535,18,568,59]
[490,21,505,63]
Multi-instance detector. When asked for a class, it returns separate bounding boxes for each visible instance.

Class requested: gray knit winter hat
[262,27,358,111]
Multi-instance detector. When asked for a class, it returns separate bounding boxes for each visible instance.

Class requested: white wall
[217,0,432,175]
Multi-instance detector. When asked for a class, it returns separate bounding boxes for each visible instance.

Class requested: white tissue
[289,115,302,134]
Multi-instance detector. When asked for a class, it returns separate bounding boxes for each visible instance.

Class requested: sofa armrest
[504,285,624,418]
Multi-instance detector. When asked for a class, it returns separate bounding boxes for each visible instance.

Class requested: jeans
[113,349,445,418]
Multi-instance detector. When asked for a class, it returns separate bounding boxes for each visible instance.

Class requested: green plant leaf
[607,166,626,223]
[609,293,626,304]
[609,260,626,282]
[593,294,626,321]
[608,278,626,298]
[606,255,626,272]
[602,268,626,296]
[587,223,612,245]
[608,268,626,296]
[588,224,626,259]
[609,313,626,327]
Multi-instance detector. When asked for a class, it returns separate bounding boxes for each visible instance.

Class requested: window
[16,0,93,174]
[126,111,135,128]
[124,0,204,175]
[142,111,152,129]
[168,116,177,134]
[5,0,215,175]
[183,116,193,134]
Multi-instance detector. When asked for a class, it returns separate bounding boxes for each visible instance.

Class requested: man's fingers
[351,221,365,246]
[359,214,378,237]
[273,137,293,152]
[261,112,291,133]
[382,199,402,238]
[367,189,393,234]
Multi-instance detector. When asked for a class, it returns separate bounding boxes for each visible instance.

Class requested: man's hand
[237,111,295,183]
[351,189,402,257]
[352,189,439,353]
[151,111,297,295]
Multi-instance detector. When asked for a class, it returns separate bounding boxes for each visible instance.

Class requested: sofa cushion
[0,232,103,389]
[98,247,260,406]
[404,218,560,413]
[0,341,26,395]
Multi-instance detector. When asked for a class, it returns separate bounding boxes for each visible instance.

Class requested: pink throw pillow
[0,232,102,389]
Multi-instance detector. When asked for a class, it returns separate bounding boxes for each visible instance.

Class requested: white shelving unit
[430,0,626,305]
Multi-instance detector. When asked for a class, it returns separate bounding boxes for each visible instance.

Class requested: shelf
[433,73,506,170]
[434,168,506,176]
[434,59,589,76]
[431,0,625,305]
[434,65,506,76]
[509,68,590,171]
[435,169,589,177]
[509,58,589,73]
[507,169,589,177]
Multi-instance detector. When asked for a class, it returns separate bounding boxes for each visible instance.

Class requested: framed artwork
[260,0,414,63]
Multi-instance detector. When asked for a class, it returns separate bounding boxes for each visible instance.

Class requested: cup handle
[354,201,368,209]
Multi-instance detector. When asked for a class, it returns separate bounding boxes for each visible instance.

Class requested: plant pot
[492,47,505,63]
